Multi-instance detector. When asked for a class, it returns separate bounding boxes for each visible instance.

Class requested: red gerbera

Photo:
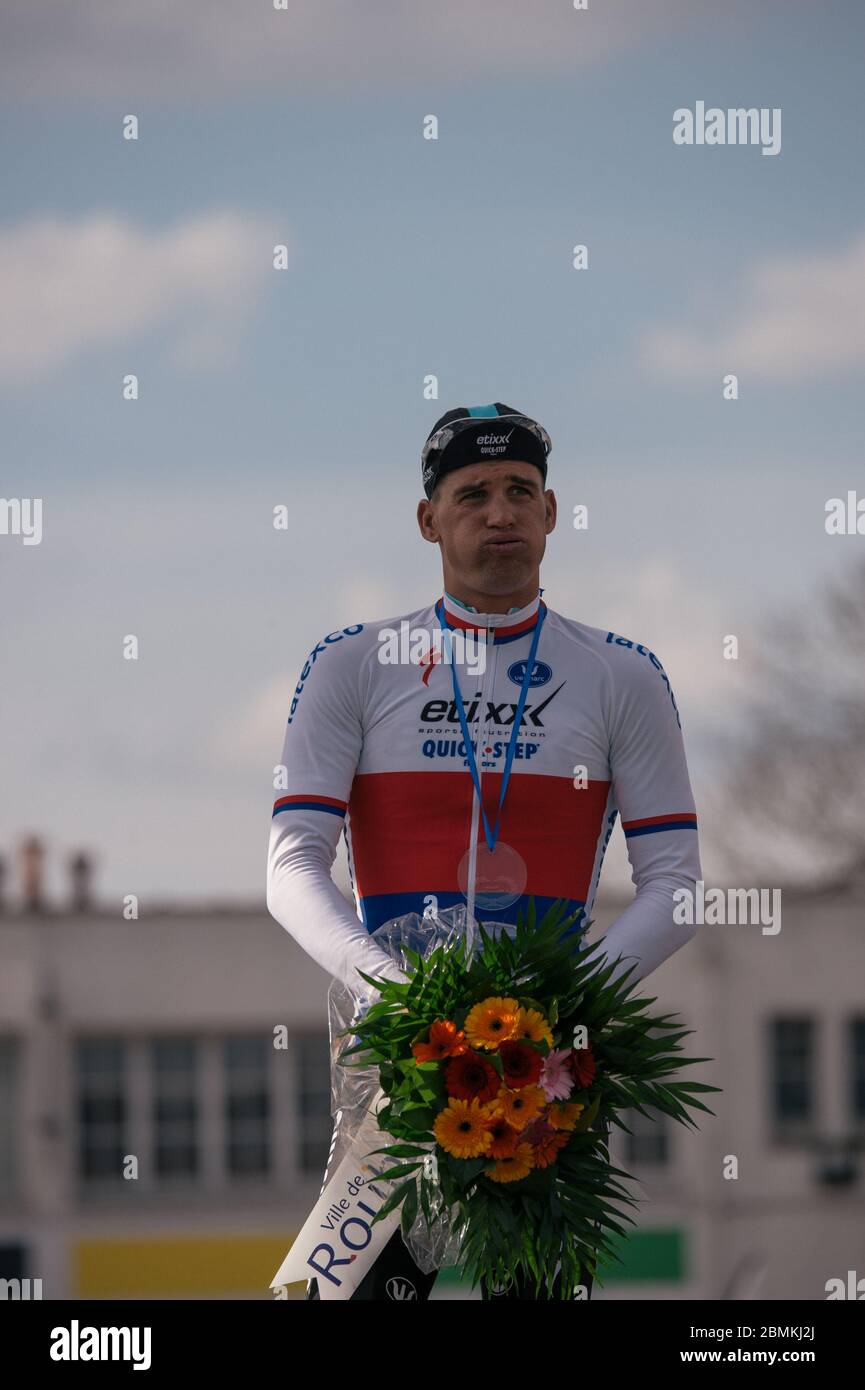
[444,1050,501,1102]
[499,1040,543,1089]
[517,1114,555,1147]
[569,1046,596,1089]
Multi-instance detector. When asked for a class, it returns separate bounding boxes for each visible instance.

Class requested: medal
[456,840,527,912]
[437,600,546,915]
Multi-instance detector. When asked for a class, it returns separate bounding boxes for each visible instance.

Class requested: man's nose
[483,493,518,526]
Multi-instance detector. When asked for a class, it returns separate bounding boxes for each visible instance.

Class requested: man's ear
[417,497,438,542]
[544,488,557,533]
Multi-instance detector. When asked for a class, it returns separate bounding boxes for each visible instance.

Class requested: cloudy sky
[2,0,863,907]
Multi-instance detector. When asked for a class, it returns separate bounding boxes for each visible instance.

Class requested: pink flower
[540,1048,575,1102]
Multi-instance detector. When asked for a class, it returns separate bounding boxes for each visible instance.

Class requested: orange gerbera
[412,1019,469,1063]
[490,1084,546,1128]
[464,997,520,1051]
[532,1128,570,1168]
[433,1098,496,1158]
[513,1006,554,1048]
[485,1142,535,1184]
[547,1101,585,1131]
[487,1114,520,1159]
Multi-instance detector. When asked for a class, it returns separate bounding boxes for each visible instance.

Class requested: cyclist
[267,403,701,1299]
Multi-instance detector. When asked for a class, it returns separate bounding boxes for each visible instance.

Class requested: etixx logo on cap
[421,403,551,498]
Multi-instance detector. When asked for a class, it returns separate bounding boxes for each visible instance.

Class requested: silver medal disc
[457,840,527,912]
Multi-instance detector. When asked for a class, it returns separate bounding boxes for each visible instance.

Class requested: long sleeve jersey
[266,589,701,995]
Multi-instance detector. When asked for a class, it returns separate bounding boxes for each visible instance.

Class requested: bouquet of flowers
[331,896,721,1300]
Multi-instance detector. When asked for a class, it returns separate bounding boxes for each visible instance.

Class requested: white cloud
[0,0,740,103]
[640,231,865,382]
[337,575,405,624]
[215,677,295,774]
[543,550,738,720]
[0,210,280,382]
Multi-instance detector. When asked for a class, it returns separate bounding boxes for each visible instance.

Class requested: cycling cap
[421,402,551,499]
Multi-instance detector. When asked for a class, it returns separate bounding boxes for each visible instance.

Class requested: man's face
[416,459,556,598]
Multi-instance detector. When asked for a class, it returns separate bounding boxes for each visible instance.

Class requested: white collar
[440,589,543,632]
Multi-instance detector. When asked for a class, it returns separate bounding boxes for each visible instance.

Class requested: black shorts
[305,1223,598,1301]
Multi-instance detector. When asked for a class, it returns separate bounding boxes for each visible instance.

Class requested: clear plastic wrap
[325,901,488,1274]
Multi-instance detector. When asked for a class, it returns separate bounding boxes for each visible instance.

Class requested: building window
[77,1039,127,1181]
[224,1037,270,1177]
[849,1017,865,1123]
[622,1105,670,1165]
[152,1038,198,1179]
[296,1034,333,1175]
[0,1038,19,1196]
[770,1016,814,1132]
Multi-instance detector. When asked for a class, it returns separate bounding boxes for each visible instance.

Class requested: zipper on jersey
[466,619,498,917]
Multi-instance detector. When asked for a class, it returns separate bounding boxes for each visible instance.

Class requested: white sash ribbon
[271,1089,406,1300]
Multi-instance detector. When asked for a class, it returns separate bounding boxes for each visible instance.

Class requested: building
[1,839,863,1299]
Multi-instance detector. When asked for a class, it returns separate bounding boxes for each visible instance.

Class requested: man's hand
[349,955,410,1045]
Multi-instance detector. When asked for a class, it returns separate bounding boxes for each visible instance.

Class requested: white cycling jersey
[266,588,701,994]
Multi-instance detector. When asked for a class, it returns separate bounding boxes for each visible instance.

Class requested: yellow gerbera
[490,1084,546,1127]
[433,1097,496,1158]
[485,1142,535,1183]
[464,996,520,1051]
[548,1101,585,1131]
[513,1005,553,1048]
